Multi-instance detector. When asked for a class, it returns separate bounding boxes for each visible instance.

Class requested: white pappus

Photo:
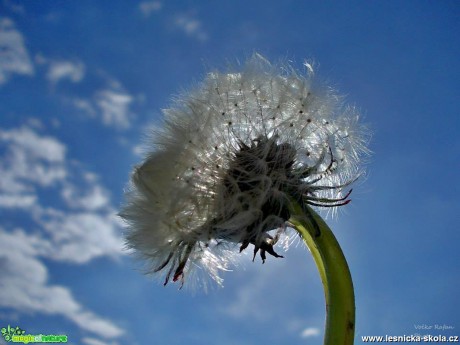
[120,54,369,290]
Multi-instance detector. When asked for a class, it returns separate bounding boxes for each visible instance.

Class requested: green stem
[288,201,355,345]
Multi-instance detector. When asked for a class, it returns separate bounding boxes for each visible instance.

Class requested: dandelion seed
[120,54,369,289]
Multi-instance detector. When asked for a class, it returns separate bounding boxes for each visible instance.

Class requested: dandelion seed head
[120,54,369,288]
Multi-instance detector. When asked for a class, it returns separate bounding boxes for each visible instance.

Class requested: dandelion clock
[120,54,370,345]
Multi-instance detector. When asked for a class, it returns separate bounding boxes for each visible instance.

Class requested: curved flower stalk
[120,54,368,343]
[289,202,356,345]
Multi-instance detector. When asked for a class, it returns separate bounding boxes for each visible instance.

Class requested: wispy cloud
[0,229,123,339]
[219,243,325,341]
[0,17,34,85]
[222,259,288,321]
[46,59,85,84]
[66,78,135,130]
[61,183,110,211]
[73,98,97,116]
[38,211,123,263]
[2,0,25,15]
[0,193,36,208]
[95,89,134,129]
[0,125,125,338]
[174,13,208,42]
[0,126,67,195]
[139,1,162,17]
[35,53,135,130]
[82,337,121,345]
[0,125,124,261]
[300,327,321,338]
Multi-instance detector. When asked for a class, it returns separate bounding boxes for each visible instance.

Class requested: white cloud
[54,69,135,130]
[139,1,162,17]
[96,89,133,129]
[25,117,45,130]
[47,60,85,84]
[73,98,97,116]
[40,212,123,264]
[0,125,125,338]
[34,53,134,130]
[0,126,67,194]
[71,311,123,339]
[82,337,121,345]
[132,143,145,157]
[0,193,37,208]
[300,327,321,338]
[174,13,208,42]
[0,17,34,84]
[0,125,124,262]
[0,126,66,162]
[61,183,110,211]
[0,229,123,339]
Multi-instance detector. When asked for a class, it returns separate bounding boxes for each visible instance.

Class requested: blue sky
[0,1,459,344]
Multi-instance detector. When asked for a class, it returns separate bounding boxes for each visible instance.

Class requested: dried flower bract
[120,54,369,289]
